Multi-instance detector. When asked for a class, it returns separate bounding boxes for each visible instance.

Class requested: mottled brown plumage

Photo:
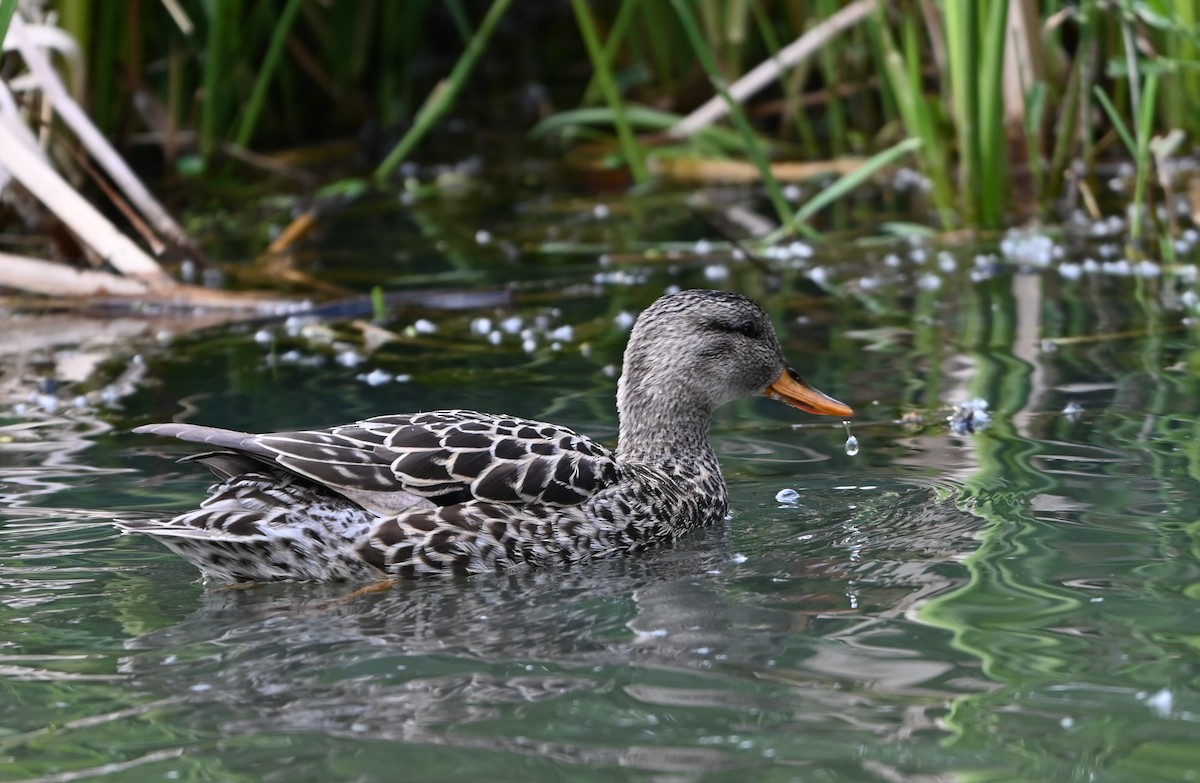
[119,289,852,582]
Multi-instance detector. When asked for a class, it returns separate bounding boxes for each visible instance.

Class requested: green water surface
[2,186,1199,782]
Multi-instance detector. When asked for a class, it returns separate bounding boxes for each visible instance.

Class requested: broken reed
[39,0,1200,235]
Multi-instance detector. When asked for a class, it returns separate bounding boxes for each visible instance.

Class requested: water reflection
[109,524,969,778]
[2,195,1200,780]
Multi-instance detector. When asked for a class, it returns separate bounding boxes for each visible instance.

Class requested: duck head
[616,289,851,456]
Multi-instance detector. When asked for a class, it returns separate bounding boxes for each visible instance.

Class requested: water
[842,421,859,456]
[2,187,1200,782]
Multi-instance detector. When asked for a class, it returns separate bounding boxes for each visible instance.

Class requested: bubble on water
[1000,230,1055,268]
[1134,260,1161,278]
[357,369,393,386]
[1063,401,1084,420]
[774,488,800,505]
[789,241,813,259]
[704,264,729,281]
[1103,259,1131,276]
[1058,262,1082,280]
[548,325,573,341]
[917,273,942,291]
[1144,689,1174,717]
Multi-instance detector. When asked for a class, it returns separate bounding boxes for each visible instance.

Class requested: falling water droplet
[842,420,860,457]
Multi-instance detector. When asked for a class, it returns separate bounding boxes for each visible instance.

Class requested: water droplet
[842,420,860,456]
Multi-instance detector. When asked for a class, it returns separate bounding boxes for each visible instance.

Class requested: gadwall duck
[121,289,852,582]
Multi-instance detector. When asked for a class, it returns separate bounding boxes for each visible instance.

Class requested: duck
[120,289,853,583]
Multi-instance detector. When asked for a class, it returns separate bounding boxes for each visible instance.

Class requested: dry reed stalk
[9,13,195,256]
[670,0,878,137]
[0,120,173,284]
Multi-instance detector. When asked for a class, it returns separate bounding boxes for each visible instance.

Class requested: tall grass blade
[580,0,639,107]
[201,0,233,160]
[868,12,957,227]
[1093,86,1137,156]
[943,0,979,224]
[1047,53,1082,203]
[762,137,921,244]
[532,105,746,152]
[90,3,122,134]
[670,0,794,232]
[234,0,303,149]
[752,0,818,156]
[1131,72,1160,243]
[1169,0,1200,139]
[1023,80,1047,200]
[374,0,514,182]
[815,0,849,157]
[570,0,649,184]
[0,0,18,46]
[977,0,1010,228]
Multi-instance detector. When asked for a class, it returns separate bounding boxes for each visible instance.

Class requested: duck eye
[731,319,760,338]
[706,317,762,338]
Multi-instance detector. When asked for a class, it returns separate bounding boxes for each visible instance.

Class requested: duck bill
[764,368,853,417]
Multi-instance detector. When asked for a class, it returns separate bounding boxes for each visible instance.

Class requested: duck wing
[135,410,618,515]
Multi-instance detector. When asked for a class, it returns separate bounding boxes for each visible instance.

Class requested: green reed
[0,0,15,47]
[17,0,1200,238]
[570,0,649,185]
[869,12,957,228]
[374,0,512,181]
[233,0,302,149]
[670,0,794,232]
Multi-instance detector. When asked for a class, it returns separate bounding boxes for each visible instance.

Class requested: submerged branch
[0,251,303,312]
[0,252,150,297]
